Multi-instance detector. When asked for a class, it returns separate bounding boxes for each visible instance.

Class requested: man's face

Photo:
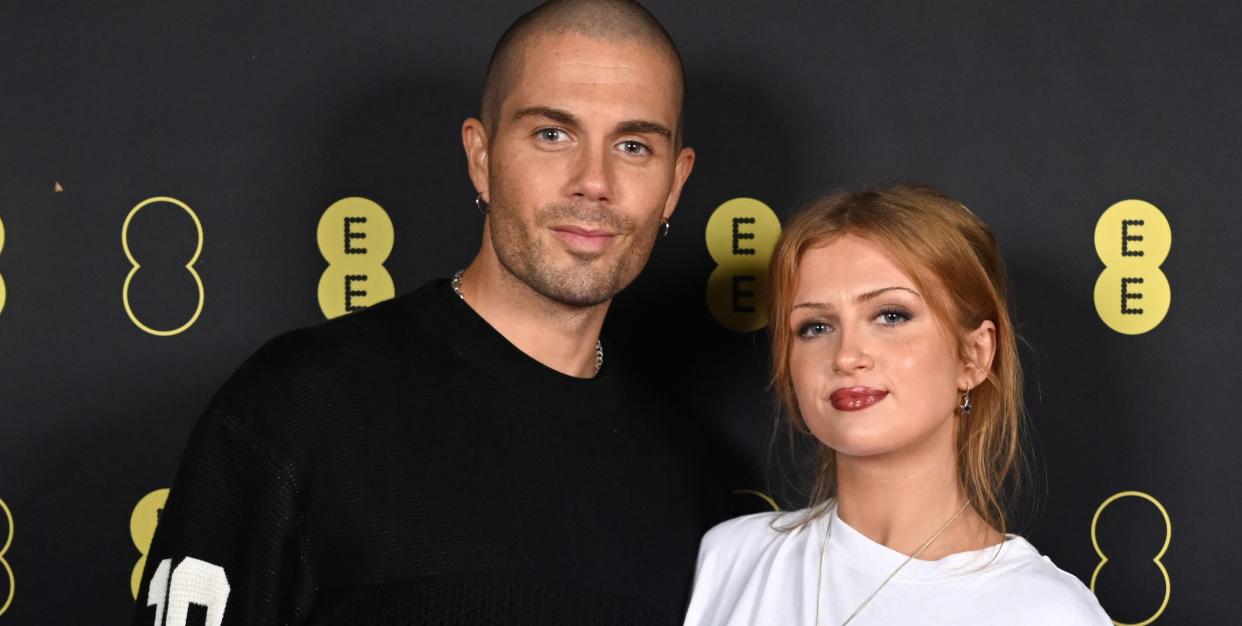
[470,32,693,307]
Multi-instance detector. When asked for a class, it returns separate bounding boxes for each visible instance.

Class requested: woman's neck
[833,428,1002,559]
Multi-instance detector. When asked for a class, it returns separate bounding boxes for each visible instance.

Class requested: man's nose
[569,142,612,204]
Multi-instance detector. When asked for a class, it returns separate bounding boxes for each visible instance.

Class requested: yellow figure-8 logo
[122,197,205,336]
[1090,490,1171,626]
[0,497,14,616]
[0,214,7,317]
[317,197,395,319]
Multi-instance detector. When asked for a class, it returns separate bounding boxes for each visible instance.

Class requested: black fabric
[132,280,726,625]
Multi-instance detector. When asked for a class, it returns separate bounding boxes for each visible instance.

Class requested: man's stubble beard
[488,196,661,308]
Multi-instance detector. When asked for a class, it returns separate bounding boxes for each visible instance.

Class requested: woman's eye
[875,308,912,326]
[798,321,831,338]
[618,140,650,156]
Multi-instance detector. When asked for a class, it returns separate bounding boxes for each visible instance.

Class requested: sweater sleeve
[130,401,315,626]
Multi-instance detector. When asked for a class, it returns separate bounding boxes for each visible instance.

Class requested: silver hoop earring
[660,217,670,238]
[959,389,972,416]
[475,193,489,215]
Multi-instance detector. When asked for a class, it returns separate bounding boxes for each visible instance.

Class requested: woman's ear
[960,319,996,389]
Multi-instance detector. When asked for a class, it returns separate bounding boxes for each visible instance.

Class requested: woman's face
[788,234,978,461]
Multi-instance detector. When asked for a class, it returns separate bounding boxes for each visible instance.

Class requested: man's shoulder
[204,283,450,436]
[270,280,444,359]
[250,280,448,373]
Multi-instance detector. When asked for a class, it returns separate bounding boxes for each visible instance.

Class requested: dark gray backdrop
[1,1,1237,623]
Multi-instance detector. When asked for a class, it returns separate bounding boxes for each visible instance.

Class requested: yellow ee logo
[0,497,13,616]
[1090,490,1171,626]
[1093,200,1171,335]
[317,197,395,319]
[130,488,169,599]
[122,197,205,336]
[706,198,781,332]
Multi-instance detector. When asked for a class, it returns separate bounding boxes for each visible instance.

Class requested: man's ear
[661,146,696,220]
[960,319,996,389]
[462,117,490,201]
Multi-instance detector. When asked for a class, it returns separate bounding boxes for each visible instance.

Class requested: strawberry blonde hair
[770,183,1026,532]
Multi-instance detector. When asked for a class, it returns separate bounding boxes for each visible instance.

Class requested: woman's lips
[829,387,888,411]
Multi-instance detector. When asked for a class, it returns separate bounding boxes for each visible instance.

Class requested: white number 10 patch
[145,557,231,626]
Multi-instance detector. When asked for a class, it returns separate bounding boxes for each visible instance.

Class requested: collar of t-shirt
[815,507,1041,583]
[406,279,627,410]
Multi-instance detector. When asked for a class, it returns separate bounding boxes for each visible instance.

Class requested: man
[133,1,720,624]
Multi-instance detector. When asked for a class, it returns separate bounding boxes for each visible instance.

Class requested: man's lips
[829,387,888,411]
[551,225,618,251]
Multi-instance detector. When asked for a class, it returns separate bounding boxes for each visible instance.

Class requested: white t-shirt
[685,507,1111,626]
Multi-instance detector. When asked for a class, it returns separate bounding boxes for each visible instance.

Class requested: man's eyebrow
[792,286,921,310]
[617,119,672,138]
[513,106,577,125]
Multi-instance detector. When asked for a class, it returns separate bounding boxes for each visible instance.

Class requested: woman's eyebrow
[792,286,921,310]
[856,286,921,302]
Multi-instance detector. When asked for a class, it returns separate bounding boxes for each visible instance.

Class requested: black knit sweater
[132,280,724,625]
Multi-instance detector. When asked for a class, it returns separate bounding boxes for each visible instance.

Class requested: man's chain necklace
[452,269,603,374]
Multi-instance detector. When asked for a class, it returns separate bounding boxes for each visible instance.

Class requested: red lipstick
[829,387,888,411]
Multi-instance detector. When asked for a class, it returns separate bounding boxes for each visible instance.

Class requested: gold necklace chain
[814,500,970,626]
[451,269,603,373]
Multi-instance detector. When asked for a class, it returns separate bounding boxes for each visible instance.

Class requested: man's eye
[798,322,831,338]
[536,128,568,142]
[618,140,650,156]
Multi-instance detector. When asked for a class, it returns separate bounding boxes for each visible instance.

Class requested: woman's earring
[475,193,489,215]
[660,217,671,238]
[959,389,973,416]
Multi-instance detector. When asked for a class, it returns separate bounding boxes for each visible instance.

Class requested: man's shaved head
[480,0,685,139]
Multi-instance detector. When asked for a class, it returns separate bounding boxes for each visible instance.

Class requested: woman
[684,184,1110,625]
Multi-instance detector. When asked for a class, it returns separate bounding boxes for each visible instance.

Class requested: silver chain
[815,500,970,625]
[452,269,603,374]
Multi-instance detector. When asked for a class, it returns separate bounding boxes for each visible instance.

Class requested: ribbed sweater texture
[133,279,723,625]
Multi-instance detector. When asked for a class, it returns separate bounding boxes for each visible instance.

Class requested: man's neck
[456,254,608,379]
